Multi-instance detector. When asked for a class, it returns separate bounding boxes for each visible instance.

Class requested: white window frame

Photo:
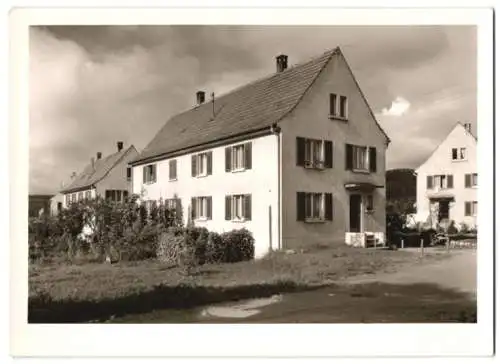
[230,195,245,221]
[472,201,478,216]
[194,196,209,220]
[452,147,467,161]
[144,164,157,184]
[352,146,369,172]
[471,173,478,187]
[195,153,208,177]
[305,193,325,221]
[330,93,349,120]
[231,144,245,172]
[304,139,325,168]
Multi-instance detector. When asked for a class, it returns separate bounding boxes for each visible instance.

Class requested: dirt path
[344,249,477,296]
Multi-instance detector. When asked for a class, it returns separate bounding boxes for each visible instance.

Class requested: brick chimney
[196,91,205,105]
[117,141,124,152]
[276,54,288,73]
[96,152,102,160]
[464,122,472,133]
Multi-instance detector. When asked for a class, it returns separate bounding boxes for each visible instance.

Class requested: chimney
[196,91,205,105]
[70,172,77,179]
[117,141,124,152]
[276,54,288,73]
[96,152,102,160]
[464,123,472,132]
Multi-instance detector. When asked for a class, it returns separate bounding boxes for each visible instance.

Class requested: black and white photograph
[8,6,494,358]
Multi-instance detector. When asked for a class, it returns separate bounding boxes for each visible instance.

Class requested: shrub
[156,231,184,265]
[447,220,459,234]
[220,228,255,263]
[459,222,469,233]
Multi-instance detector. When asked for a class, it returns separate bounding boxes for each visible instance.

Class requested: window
[192,152,212,177]
[427,175,453,189]
[345,144,376,172]
[225,194,252,221]
[57,202,62,212]
[191,196,212,220]
[296,137,333,169]
[126,167,132,182]
[143,164,157,184]
[105,190,127,202]
[365,194,374,212]
[72,193,76,203]
[465,201,478,217]
[296,192,333,222]
[77,192,83,201]
[85,190,91,200]
[329,93,348,119]
[465,173,478,188]
[452,147,467,161]
[169,159,177,181]
[225,143,252,172]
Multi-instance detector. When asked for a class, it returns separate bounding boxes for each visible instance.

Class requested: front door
[349,194,362,232]
[438,200,450,222]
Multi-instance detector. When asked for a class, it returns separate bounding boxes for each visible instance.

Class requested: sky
[29,25,476,194]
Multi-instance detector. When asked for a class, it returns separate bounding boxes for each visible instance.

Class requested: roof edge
[61,145,137,194]
[130,126,274,166]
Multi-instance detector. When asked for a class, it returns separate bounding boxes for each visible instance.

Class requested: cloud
[29,25,476,194]
[381,97,411,116]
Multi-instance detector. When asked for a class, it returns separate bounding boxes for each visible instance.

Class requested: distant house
[60,141,139,208]
[28,194,52,218]
[415,122,477,229]
[129,47,390,257]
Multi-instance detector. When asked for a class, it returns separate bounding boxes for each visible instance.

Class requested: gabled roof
[131,47,389,165]
[61,145,137,193]
[416,122,477,171]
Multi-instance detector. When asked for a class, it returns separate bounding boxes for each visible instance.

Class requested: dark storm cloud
[29,25,476,194]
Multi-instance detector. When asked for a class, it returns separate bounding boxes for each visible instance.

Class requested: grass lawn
[29,245,451,323]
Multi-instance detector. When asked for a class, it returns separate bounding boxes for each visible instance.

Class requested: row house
[60,142,138,207]
[130,47,390,258]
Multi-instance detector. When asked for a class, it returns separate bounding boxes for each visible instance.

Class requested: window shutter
[324,140,333,168]
[207,196,212,220]
[447,175,454,188]
[297,192,306,221]
[345,144,353,170]
[244,194,252,220]
[427,176,433,189]
[173,160,177,179]
[225,147,231,172]
[465,174,471,188]
[296,137,305,166]
[369,147,377,172]
[175,198,182,218]
[324,193,333,221]
[245,142,252,169]
[191,198,196,220]
[329,93,336,116]
[143,166,147,183]
[465,201,471,216]
[452,148,457,160]
[207,152,213,175]
[225,196,232,220]
[152,165,157,182]
[191,155,196,177]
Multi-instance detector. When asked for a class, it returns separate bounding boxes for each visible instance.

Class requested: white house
[130,48,390,258]
[415,122,477,229]
[60,141,139,208]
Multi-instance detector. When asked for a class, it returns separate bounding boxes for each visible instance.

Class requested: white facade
[132,134,280,258]
[415,123,477,229]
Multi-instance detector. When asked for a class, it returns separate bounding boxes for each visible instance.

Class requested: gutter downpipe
[271,123,282,251]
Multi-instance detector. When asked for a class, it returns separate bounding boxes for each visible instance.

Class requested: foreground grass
[29,246,450,322]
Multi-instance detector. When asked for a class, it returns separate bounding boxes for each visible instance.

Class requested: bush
[220,228,255,263]
[447,220,459,234]
[156,231,184,265]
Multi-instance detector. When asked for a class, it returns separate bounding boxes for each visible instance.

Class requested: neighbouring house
[28,194,53,218]
[129,47,390,258]
[415,122,477,229]
[60,141,139,208]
